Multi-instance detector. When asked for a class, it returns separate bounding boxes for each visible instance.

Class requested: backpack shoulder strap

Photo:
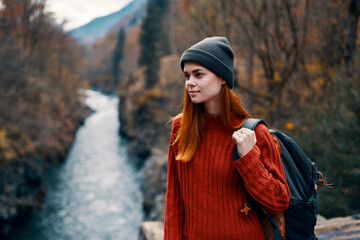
[241,118,267,131]
[233,118,267,162]
[234,118,285,240]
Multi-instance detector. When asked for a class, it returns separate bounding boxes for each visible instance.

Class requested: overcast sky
[46,0,133,31]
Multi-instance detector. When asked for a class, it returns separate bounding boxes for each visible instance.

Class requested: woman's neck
[204,96,221,115]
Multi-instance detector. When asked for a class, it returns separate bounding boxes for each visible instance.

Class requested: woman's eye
[196,73,204,78]
[184,74,190,80]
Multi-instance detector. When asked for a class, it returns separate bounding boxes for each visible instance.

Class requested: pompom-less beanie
[180,36,235,89]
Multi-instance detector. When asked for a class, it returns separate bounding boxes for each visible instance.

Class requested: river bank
[118,55,183,223]
[0,91,90,237]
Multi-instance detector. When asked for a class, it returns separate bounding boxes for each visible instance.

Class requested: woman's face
[183,62,226,111]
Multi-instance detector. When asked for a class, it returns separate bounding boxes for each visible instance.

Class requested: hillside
[69,0,148,45]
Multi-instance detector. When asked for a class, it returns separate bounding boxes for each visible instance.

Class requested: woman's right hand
[232,128,257,158]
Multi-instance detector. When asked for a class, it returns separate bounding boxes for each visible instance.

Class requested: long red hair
[172,85,250,162]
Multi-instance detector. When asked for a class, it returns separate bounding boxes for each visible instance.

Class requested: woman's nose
[186,76,196,87]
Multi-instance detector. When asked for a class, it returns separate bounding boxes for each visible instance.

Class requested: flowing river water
[9,90,144,240]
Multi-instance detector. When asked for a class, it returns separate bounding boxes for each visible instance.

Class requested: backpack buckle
[289,196,295,205]
[318,172,334,188]
[241,202,252,215]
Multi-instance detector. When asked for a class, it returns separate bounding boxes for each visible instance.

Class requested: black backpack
[234,118,332,240]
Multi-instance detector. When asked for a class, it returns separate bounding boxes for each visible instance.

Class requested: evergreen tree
[139,0,170,89]
[112,28,125,90]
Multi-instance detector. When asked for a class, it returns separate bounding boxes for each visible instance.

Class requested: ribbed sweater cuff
[233,145,261,177]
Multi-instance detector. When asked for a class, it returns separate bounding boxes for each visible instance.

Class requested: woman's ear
[221,79,226,85]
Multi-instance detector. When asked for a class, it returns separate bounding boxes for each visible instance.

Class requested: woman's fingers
[232,131,244,143]
[232,128,257,158]
[232,129,256,143]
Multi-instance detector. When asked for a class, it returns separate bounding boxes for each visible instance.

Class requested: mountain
[69,0,148,45]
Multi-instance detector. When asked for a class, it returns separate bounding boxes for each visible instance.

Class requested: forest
[0,0,359,234]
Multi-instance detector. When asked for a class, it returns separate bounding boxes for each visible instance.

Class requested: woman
[164,36,290,240]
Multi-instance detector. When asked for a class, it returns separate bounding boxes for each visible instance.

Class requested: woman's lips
[189,91,199,97]
[188,90,199,96]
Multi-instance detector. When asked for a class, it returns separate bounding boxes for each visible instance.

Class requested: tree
[112,28,125,90]
[344,0,360,77]
[139,0,170,89]
[232,0,312,123]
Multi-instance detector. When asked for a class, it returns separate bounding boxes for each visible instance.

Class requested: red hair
[173,85,250,162]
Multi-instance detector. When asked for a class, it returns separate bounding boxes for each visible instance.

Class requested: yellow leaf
[208,5,215,17]
[305,63,323,74]
[285,122,295,130]
[274,71,281,82]
[257,90,266,96]
[4,150,16,161]
[0,128,8,148]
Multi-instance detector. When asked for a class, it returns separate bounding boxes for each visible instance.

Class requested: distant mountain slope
[69,0,148,45]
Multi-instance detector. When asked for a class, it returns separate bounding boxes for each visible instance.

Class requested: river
[9,90,144,240]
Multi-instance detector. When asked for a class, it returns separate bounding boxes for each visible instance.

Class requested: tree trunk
[344,0,360,78]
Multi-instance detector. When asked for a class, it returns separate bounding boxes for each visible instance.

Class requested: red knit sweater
[164,113,290,240]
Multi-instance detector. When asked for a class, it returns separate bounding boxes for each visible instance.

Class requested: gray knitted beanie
[180,36,235,89]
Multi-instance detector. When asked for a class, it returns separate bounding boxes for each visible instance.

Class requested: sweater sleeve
[233,123,290,214]
[164,119,184,240]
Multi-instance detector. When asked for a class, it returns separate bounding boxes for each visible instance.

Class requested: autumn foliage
[0,0,91,234]
[0,0,88,173]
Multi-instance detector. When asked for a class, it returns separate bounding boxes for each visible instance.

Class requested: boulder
[315,214,360,239]
[142,149,167,222]
[139,221,164,240]
[0,155,45,235]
